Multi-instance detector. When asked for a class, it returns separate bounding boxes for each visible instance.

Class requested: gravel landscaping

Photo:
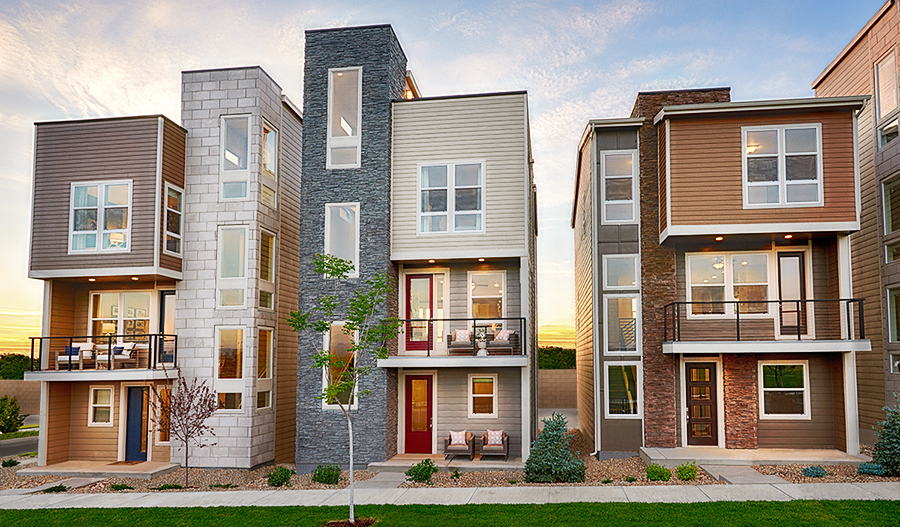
[0,456,65,490]
[753,464,900,484]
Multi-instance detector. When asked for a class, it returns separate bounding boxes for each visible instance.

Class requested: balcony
[26,334,177,380]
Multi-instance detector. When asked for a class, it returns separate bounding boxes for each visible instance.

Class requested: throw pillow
[494,329,513,341]
[449,430,468,446]
[454,330,471,343]
[113,347,125,356]
[486,430,504,446]
[64,346,80,357]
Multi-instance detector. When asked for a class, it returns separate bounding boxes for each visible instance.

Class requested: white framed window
[876,52,900,147]
[604,362,642,419]
[758,361,810,419]
[69,180,132,253]
[257,327,273,411]
[217,226,248,308]
[600,150,638,224]
[418,162,485,234]
[468,271,505,320]
[888,288,900,343]
[324,203,359,278]
[261,121,277,208]
[322,322,358,410]
[221,115,250,200]
[89,291,152,343]
[686,252,772,317]
[887,242,900,264]
[164,184,183,256]
[468,373,498,418]
[602,254,640,290]
[327,67,362,169]
[603,294,641,355]
[259,231,276,310]
[216,327,244,411]
[884,178,900,236]
[88,386,114,426]
[891,353,900,374]
[742,124,823,208]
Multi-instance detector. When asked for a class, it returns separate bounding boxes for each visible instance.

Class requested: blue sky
[0,0,885,350]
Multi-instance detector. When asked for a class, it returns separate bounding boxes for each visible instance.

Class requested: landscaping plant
[857,462,886,476]
[601,478,612,484]
[267,466,295,487]
[450,468,460,479]
[626,476,637,482]
[873,395,900,476]
[0,395,26,433]
[676,461,698,481]
[42,485,67,493]
[802,465,827,478]
[209,483,238,489]
[524,413,585,483]
[646,463,672,481]
[110,484,133,491]
[0,353,33,380]
[312,464,342,485]
[2,458,20,467]
[405,459,439,484]
[150,483,184,490]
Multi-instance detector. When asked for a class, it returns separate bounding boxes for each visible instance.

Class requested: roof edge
[812,0,893,89]
[652,96,869,125]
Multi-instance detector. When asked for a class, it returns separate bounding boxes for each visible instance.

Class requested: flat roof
[653,95,869,125]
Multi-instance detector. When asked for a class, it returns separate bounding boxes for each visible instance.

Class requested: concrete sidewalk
[1,482,898,509]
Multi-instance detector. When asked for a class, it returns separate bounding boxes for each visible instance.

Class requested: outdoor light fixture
[715,236,724,241]
[88,278,96,282]
[478,258,485,262]
[784,234,793,239]
[428,259,435,263]
[131,277,139,281]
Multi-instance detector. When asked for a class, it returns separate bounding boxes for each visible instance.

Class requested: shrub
[450,468,460,480]
[42,484,67,493]
[601,478,612,484]
[507,479,518,485]
[110,484,133,491]
[0,353,32,380]
[150,483,184,490]
[626,476,636,483]
[802,465,827,478]
[20,452,37,458]
[405,459,439,484]
[2,459,19,467]
[857,462,886,476]
[267,466,295,487]
[525,413,585,483]
[874,396,900,476]
[311,464,342,485]
[0,396,26,434]
[676,461,698,481]
[538,347,576,370]
[646,463,672,481]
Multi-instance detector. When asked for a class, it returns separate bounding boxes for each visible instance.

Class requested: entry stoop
[368,454,525,473]
[640,446,871,468]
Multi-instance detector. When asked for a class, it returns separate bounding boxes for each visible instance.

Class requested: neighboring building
[812,0,898,444]
[573,88,869,455]
[296,25,537,470]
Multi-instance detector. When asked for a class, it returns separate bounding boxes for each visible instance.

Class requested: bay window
[257,328,273,411]
[262,122,277,208]
[70,181,131,252]
[743,125,822,207]
[216,327,244,410]
[259,231,275,309]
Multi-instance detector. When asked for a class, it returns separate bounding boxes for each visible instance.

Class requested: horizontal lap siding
[573,139,595,450]
[159,119,186,273]
[46,382,72,464]
[68,381,120,462]
[391,95,528,257]
[668,111,857,226]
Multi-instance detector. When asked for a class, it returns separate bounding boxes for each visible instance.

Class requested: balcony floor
[17,460,179,480]
[640,446,870,468]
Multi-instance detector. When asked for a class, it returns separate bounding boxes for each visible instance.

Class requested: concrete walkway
[641,446,870,467]
[1,481,898,509]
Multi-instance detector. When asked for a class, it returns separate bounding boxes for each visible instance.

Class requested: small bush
[601,478,612,484]
[676,461,698,481]
[42,484,67,493]
[209,483,237,489]
[311,464,342,485]
[538,347,576,369]
[450,468,460,480]
[0,396,26,434]
[110,484,133,491]
[857,462,886,476]
[2,459,20,467]
[150,483,184,490]
[626,476,636,483]
[507,479,518,484]
[646,463,671,481]
[267,466,295,487]
[874,396,900,476]
[405,459,439,484]
[0,353,33,380]
[524,413,585,483]
[802,465,827,478]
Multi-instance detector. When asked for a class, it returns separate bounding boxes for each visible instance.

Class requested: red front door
[405,375,432,453]
[405,275,433,351]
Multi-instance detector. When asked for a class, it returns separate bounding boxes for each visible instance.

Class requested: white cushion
[449,430,467,446]
[494,330,513,342]
[486,430,504,446]
[453,330,471,343]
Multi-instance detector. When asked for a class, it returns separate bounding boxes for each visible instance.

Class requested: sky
[0,0,886,352]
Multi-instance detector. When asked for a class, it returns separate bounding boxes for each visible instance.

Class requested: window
[257,328,273,411]
[600,151,638,224]
[70,181,131,252]
[217,226,248,308]
[876,53,899,147]
[468,374,498,418]
[605,362,641,418]
[325,203,359,277]
[889,289,900,343]
[892,354,900,375]
[261,122,277,208]
[468,271,504,319]
[743,125,822,207]
[89,386,114,426]
[327,67,362,168]
[216,327,243,410]
[885,179,900,236]
[221,115,250,199]
[758,361,810,419]
[602,255,640,290]
[259,231,275,309]
[603,294,640,355]
[323,322,356,409]
[418,162,485,233]
[157,386,171,443]
[687,253,771,316]
[887,243,900,264]
[164,184,183,256]
[90,291,152,343]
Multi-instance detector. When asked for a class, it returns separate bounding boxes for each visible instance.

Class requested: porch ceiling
[662,340,871,354]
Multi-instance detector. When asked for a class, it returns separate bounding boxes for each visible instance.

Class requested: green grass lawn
[2,501,899,526]
[0,430,38,441]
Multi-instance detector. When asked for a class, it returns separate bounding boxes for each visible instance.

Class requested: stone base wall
[538,369,577,408]
[723,354,758,449]
[0,380,40,415]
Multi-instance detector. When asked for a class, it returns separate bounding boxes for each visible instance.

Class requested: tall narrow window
[217,327,243,410]
[420,165,448,233]
[259,231,275,309]
[743,125,822,207]
[325,203,359,277]
[324,323,356,408]
[600,151,637,224]
[605,362,641,418]
[889,289,900,343]
[876,53,898,122]
[218,227,247,308]
[164,185,183,256]
[604,295,640,355]
[327,67,361,168]
[221,116,250,199]
[70,181,132,252]
[418,162,485,233]
[157,387,171,443]
[261,122,277,208]
[469,271,504,319]
[453,164,483,231]
[258,328,273,410]
[885,179,900,235]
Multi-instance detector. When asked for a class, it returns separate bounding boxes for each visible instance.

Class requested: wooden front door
[686,363,717,446]
[404,375,433,453]
[405,275,433,351]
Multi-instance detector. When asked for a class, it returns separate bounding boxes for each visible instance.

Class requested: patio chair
[478,430,509,461]
[447,330,476,356]
[444,430,475,461]
[486,330,519,355]
[55,342,94,370]
[96,342,137,369]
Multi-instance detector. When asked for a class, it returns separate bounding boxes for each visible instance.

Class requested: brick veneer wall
[723,354,758,448]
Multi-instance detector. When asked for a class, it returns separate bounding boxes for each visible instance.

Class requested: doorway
[777,252,807,337]
[403,272,446,354]
[404,375,433,453]
[125,386,149,461]
[685,363,718,446]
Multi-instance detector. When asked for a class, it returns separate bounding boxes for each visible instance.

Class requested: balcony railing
[663,299,865,342]
[399,317,527,357]
[29,334,177,372]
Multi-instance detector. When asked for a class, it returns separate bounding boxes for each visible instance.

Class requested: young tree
[151,375,217,486]
[288,254,400,525]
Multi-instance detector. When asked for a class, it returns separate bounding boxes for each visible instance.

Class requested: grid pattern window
[885,179,900,236]
[327,67,362,168]
[90,291,151,343]
[687,253,770,317]
[603,295,640,355]
[604,362,641,418]
[216,327,243,411]
[758,361,810,419]
[468,271,504,320]
[602,255,640,290]
[257,328,273,411]
[323,323,356,409]
[70,181,132,252]
[468,374,498,418]
[217,226,248,308]
[876,52,900,147]
[325,203,359,278]
[221,115,250,199]
[164,185,183,256]
[262,122,277,208]
[259,231,275,309]
[88,387,113,426]
[743,125,822,207]
[418,162,485,233]
[600,151,637,224]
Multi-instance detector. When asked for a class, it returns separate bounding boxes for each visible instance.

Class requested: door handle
[429,418,433,429]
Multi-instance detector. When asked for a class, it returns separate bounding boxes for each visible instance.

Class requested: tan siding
[659,120,668,232]
[68,382,120,461]
[573,138,595,450]
[391,94,529,258]
[46,382,72,464]
[159,118,186,273]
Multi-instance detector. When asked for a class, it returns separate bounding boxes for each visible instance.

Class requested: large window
[216,327,243,410]
[221,115,250,199]
[217,226,248,308]
[605,362,641,418]
[164,184,183,256]
[325,203,359,277]
[758,361,810,419]
[687,253,770,316]
[600,151,638,224]
[257,328,273,411]
[468,373,498,418]
[70,181,131,252]
[603,294,640,355]
[418,162,485,233]
[876,52,900,147]
[327,67,362,168]
[468,271,504,319]
[261,122,277,208]
[602,254,640,290]
[323,322,356,409]
[88,386,114,426]
[743,125,822,207]
[90,291,151,343]
[259,231,275,309]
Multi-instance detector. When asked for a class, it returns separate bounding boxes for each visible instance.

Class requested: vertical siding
[46,382,71,464]
[159,118,186,273]
[573,138,595,450]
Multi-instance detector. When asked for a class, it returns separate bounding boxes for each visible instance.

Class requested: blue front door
[125,387,149,461]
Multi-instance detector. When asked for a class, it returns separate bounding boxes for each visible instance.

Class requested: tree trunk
[184,442,189,487]
[347,412,355,524]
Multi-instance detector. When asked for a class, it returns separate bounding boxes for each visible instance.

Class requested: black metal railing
[663,298,865,342]
[398,317,527,357]
[28,334,177,372]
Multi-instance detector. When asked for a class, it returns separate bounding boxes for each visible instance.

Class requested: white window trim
[326,67,362,169]
[215,326,245,413]
[217,225,249,309]
[162,183,184,257]
[398,267,451,355]
[603,361,643,419]
[602,293,642,356]
[262,120,278,182]
[602,254,640,291]
[758,360,811,420]
[467,373,498,419]
[416,161,487,235]
[220,115,251,201]
[891,353,900,374]
[875,50,899,124]
[599,150,639,225]
[888,288,900,343]
[685,250,775,320]
[257,327,274,412]
[88,290,155,345]
[259,230,277,310]
[322,322,359,410]
[68,180,133,254]
[324,202,361,278]
[741,124,824,209]
[88,386,115,427]
[466,270,506,319]
[884,178,900,236]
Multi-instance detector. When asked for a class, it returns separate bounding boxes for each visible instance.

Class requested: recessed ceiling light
[131,277,139,281]
[784,234,793,239]
[88,278,96,282]
[715,236,724,241]
[428,259,435,263]
[478,258,485,262]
